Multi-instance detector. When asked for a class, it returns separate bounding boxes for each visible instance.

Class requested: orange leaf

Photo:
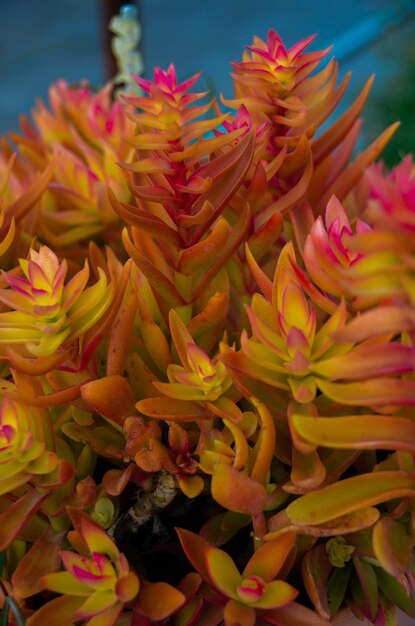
[137,397,208,421]
[249,398,276,485]
[169,309,195,371]
[178,474,204,498]
[102,464,135,496]
[108,189,182,245]
[259,137,313,224]
[178,218,230,275]
[27,595,84,626]
[290,448,326,490]
[176,528,217,589]
[191,130,255,241]
[311,75,374,167]
[224,599,255,626]
[5,159,55,228]
[211,464,268,515]
[247,212,283,260]
[134,582,186,621]
[81,375,135,426]
[243,531,296,582]
[245,243,273,304]
[7,346,75,376]
[107,291,138,376]
[316,122,400,212]
[191,203,251,302]
[121,157,175,175]
[122,228,185,307]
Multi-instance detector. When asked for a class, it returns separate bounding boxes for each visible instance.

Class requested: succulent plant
[0,12,414,626]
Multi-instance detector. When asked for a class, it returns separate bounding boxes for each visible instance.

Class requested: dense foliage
[0,27,414,626]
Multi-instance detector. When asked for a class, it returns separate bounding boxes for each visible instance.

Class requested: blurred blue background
[1,0,414,162]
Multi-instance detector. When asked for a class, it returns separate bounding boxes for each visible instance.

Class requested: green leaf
[376,567,415,617]
[352,557,378,620]
[6,597,26,626]
[0,600,10,626]
[327,563,352,617]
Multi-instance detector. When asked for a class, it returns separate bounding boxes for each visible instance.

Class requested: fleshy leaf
[176,528,217,590]
[79,517,120,561]
[373,516,415,577]
[243,532,296,581]
[81,375,135,426]
[135,582,186,620]
[12,528,63,598]
[264,601,332,626]
[0,489,47,551]
[211,464,268,515]
[352,557,378,620]
[291,414,415,453]
[205,548,241,598]
[376,568,415,617]
[284,472,415,526]
[224,600,255,626]
[267,507,380,540]
[253,580,298,609]
[27,595,84,626]
[137,397,208,421]
[326,564,352,617]
[317,379,415,407]
[301,545,332,619]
